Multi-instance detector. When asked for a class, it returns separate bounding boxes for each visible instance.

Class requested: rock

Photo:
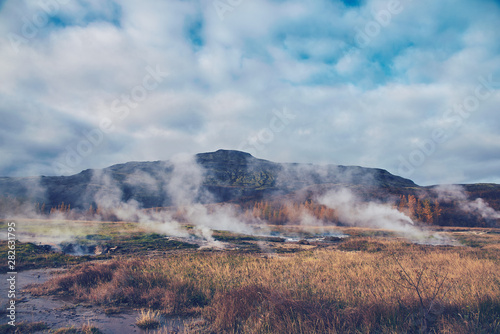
[94,245,109,255]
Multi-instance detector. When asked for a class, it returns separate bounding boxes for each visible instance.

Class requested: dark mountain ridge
[0,150,499,226]
[0,150,417,208]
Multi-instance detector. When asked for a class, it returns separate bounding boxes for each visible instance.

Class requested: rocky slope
[0,150,417,210]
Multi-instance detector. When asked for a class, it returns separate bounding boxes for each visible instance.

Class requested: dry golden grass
[136,309,162,329]
[53,322,103,334]
[29,239,500,333]
[0,321,49,333]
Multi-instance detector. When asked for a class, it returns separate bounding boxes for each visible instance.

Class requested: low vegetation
[136,309,162,329]
[28,238,500,333]
[0,240,102,273]
[53,323,103,334]
[0,231,198,273]
[0,321,49,333]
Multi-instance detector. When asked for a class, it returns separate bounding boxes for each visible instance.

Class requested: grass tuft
[53,322,103,334]
[136,309,162,329]
[0,321,49,333]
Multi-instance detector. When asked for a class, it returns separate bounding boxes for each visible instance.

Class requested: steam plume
[317,188,432,241]
[433,184,500,221]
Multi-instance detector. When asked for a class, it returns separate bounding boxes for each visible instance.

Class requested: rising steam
[317,188,428,239]
[432,184,500,221]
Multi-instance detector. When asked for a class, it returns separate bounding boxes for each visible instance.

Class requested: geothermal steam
[317,188,433,241]
[165,154,255,243]
[87,154,256,245]
[433,185,500,221]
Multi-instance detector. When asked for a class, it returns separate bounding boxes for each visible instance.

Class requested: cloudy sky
[0,0,499,185]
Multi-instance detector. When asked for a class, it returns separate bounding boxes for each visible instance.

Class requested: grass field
[1,219,499,333]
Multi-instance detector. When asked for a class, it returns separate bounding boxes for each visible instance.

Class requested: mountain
[0,150,417,209]
[0,150,499,226]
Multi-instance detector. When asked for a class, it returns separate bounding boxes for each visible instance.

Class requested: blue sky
[0,0,499,185]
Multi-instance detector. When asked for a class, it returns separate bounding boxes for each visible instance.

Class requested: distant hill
[0,149,498,227]
[0,150,417,208]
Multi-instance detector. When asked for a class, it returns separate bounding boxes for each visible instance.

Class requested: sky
[0,0,499,186]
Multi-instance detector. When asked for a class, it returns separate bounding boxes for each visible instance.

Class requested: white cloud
[0,0,499,185]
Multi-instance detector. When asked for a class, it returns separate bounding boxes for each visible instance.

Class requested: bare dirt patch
[0,269,191,333]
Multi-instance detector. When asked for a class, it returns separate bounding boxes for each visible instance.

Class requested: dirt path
[0,269,189,333]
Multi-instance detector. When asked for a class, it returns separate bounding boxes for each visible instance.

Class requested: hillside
[0,150,417,208]
[0,149,499,227]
